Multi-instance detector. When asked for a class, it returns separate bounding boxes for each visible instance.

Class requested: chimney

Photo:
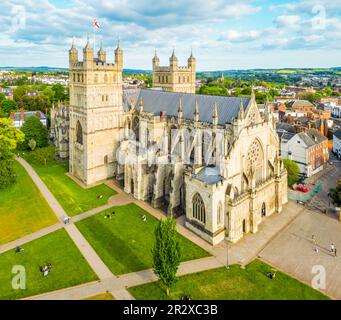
[20,110,25,121]
[10,112,14,121]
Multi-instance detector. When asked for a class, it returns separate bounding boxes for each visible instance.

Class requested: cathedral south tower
[68,38,124,185]
[152,49,196,94]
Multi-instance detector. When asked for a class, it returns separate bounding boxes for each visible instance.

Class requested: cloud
[220,30,264,43]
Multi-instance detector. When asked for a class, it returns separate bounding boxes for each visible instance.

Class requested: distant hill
[0,66,152,73]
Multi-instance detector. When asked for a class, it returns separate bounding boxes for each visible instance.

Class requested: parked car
[296,185,309,193]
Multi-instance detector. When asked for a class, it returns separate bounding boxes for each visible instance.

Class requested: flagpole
[93,25,96,53]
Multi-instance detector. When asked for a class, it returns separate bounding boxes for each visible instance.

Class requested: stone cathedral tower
[68,38,124,185]
[152,49,196,94]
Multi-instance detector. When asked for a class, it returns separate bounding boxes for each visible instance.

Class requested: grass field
[128,260,329,300]
[76,203,211,275]
[25,159,117,216]
[84,293,115,300]
[0,229,98,300]
[0,161,57,246]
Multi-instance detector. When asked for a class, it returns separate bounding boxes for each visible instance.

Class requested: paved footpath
[15,157,114,281]
[12,157,317,300]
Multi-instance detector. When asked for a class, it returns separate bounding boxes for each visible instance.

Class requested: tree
[13,85,30,102]
[24,146,55,166]
[152,217,182,296]
[20,116,48,150]
[52,83,67,102]
[17,95,51,113]
[330,176,341,206]
[41,87,55,103]
[0,99,17,115]
[28,139,37,151]
[0,118,25,188]
[283,159,300,187]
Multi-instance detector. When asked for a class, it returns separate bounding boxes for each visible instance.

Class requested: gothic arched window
[192,193,206,224]
[217,202,222,226]
[76,121,83,145]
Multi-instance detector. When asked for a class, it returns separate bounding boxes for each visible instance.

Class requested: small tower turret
[238,98,244,120]
[115,39,123,69]
[212,101,218,128]
[97,42,106,63]
[152,49,160,69]
[83,34,94,66]
[177,97,183,123]
[170,49,178,69]
[69,40,78,67]
[187,48,196,69]
[193,99,200,124]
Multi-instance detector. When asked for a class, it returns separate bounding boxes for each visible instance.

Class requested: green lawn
[0,229,98,300]
[76,203,210,275]
[84,292,115,300]
[0,161,58,246]
[25,159,117,216]
[129,260,329,300]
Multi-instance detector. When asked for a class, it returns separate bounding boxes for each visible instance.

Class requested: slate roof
[123,89,251,125]
[194,166,223,185]
[13,111,47,121]
[287,100,315,108]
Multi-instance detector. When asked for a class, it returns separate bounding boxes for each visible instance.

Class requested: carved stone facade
[50,102,69,159]
[52,40,288,245]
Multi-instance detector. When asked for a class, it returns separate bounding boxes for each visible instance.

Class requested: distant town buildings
[279,129,329,177]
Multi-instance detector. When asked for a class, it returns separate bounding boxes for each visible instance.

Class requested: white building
[333,130,341,158]
[10,111,47,129]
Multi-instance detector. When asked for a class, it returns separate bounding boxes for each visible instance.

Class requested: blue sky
[0,0,341,70]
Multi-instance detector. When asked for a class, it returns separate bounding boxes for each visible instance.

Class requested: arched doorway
[261,202,266,217]
[130,178,134,196]
[242,219,246,233]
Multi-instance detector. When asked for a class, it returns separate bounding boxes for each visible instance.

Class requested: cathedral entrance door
[261,202,266,217]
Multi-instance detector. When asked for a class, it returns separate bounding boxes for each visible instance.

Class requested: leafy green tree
[41,87,55,103]
[0,93,5,102]
[330,176,341,206]
[52,83,67,101]
[20,116,48,150]
[0,109,7,118]
[24,146,55,166]
[0,118,25,188]
[0,99,17,114]
[28,139,37,151]
[13,85,30,102]
[18,95,51,113]
[283,159,300,187]
[152,217,182,296]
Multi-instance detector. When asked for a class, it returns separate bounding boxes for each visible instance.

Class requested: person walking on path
[331,243,335,254]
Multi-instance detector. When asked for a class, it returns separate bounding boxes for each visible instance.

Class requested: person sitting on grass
[15,246,24,253]
[141,215,147,222]
[267,270,277,280]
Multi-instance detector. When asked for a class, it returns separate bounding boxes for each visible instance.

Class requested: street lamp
[225,236,230,269]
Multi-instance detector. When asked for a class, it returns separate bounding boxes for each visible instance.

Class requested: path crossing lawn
[128,259,329,300]
[76,203,211,275]
[0,229,98,300]
[25,159,117,216]
[0,161,58,246]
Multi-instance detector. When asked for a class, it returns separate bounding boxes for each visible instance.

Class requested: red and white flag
[92,18,100,29]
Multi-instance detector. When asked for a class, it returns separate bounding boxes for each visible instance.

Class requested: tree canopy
[283,159,301,187]
[0,118,25,188]
[20,116,48,150]
[152,217,182,296]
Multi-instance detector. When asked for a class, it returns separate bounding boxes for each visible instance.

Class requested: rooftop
[123,89,251,125]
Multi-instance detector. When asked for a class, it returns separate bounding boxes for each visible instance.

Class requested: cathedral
[50,39,288,245]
